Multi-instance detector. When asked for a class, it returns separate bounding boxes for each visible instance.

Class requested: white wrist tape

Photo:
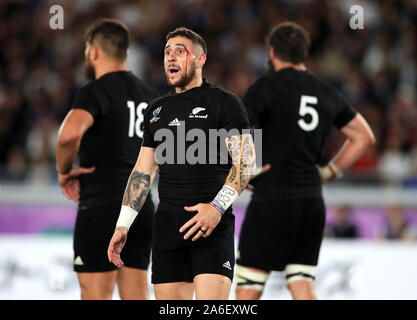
[116,205,139,231]
[210,185,239,214]
[318,161,343,183]
[328,161,343,178]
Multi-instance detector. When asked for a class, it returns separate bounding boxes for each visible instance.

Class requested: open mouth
[168,66,180,75]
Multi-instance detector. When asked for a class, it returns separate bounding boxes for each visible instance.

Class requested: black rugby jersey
[142,79,250,210]
[245,68,357,199]
[71,71,159,208]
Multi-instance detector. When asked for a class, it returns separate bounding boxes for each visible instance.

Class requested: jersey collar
[170,78,210,95]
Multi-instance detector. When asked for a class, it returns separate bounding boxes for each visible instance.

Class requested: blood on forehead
[165,43,191,55]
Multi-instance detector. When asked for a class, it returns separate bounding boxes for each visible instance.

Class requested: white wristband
[328,161,343,178]
[210,185,239,214]
[318,161,343,183]
[116,205,139,231]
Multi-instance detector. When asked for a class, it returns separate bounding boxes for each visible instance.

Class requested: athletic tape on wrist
[210,185,239,214]
[328,161,343,178]
[116,205,138,231]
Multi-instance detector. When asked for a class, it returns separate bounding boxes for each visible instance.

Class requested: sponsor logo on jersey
[189,106,208,119]
[168,118,181,126]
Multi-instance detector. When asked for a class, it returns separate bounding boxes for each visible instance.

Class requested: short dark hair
[85,18,130,60]
[166,27,207,55]
[267,22,310,64]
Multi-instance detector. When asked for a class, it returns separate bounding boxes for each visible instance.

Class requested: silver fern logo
[189,107,207,119]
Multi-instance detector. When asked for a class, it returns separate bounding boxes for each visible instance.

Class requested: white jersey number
[298,95,319,132]
[127,101,148,138]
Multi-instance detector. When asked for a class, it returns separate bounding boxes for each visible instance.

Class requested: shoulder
[143,93,171,118]
[137,78,160,97]
[248,74,270,92]
[72,80,101,103]
[76,79,109,101]
[207,84,244,107]
[75,80,97,94]
[208,86,249,123]
[126,72,160,97]
[305,72,342,100]
[148,91,172,108]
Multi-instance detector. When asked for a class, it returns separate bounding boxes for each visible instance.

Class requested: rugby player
[107,27,254,300]
[235,22,376,300]
[56,19,158,300]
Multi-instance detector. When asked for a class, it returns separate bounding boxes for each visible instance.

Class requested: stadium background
[0,0,416,299]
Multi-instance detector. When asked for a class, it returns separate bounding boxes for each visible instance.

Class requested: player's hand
[107,226,128,268]
[317,165,334,184]
[246,163,271,192]
[58,166,95,201]
[181,203,222,241]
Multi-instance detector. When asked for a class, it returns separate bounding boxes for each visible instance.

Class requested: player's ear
[90,44,100,62]
[268,46,275,61]
[196,53,206,68]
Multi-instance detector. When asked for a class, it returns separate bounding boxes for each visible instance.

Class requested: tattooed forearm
[226,135,241,164]
[228,165,237,184]
[240,135,255,188]
[228,164,239,186]
[122,170,151,212]
[225,134,256,191]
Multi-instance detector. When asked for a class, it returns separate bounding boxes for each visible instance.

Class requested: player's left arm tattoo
[225,133,256,192]
[122,170,151,212]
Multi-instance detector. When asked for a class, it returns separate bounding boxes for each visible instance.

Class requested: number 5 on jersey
[298,95,319,132]
[127,101,148,138]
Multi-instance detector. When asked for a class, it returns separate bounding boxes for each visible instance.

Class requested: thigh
[73,203,119,273]
[154,282,195,300]
[77,271,118,300]
[191,213,235,282]
[122,196,154,270]
[287,197,326,267]
[117,266,149,300]
[151,208,194,284]
[194,273,231,300]
[237,200,300,271]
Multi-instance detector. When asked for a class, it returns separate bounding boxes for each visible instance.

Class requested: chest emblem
[189,107,208,119]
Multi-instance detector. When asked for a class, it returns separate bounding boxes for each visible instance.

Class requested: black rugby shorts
[73,197,154,272]
[151,205,235,284]
[237,197,325,271]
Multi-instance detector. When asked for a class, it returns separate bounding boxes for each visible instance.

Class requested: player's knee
[285,264,316,299]
[117,267,149,300]
[118,279,148,300]
[235,264,269,293]
[79,279,114,300]
[284,264,316,284]
[118,286,148,300]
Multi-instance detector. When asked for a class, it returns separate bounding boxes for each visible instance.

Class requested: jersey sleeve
[141,103,156,148]
[219,93,251,134]
[333,91,357,129]
[71,84,101,119]
[243,79,270,128]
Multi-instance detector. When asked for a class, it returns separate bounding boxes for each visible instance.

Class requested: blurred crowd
[325,204,417,241]
[0,0,416,186]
